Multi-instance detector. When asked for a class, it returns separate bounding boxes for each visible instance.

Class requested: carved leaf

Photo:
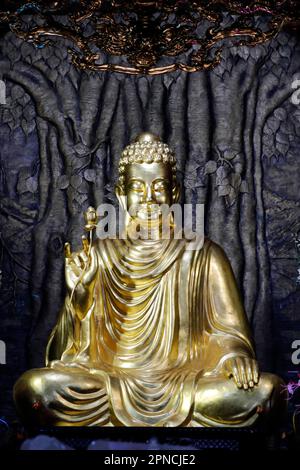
[57,174,69,190]
[77,180,90,194]
[274,108,287,121]
[216,165,229,185]
[74,142,90,157]
[218,184,231,197]
[84,169,96,183]
[70,175,83,189]
[74,193,88,205]
[204,160,217,175]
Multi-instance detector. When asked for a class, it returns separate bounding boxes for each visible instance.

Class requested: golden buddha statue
[14,132,285,427]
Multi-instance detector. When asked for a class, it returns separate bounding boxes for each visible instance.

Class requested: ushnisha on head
[118,132,177,191]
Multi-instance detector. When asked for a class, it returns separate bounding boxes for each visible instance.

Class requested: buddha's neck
[125,215,176,243]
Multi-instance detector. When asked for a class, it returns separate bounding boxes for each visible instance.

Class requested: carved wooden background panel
[0,25,299,420]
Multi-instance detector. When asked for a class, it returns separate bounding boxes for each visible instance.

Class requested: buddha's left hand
[223,356,259,390]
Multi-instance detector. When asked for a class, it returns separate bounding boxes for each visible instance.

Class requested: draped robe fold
[45,237,257,426]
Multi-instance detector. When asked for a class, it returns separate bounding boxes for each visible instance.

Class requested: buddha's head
[116,132,180,222]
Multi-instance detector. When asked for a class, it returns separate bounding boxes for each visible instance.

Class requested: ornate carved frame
[0,1,299,75]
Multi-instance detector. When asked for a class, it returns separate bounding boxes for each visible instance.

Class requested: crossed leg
[14,366,286,428]
[14,365,113,426]
[190,372,286,427]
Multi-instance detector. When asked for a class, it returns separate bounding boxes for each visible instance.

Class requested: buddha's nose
[145,184,152,202]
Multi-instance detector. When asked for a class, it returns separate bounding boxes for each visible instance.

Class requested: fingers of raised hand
[65,241,88,264]
[65,253,85,277]
[82,235,89,254]
[65,259,81,287]
[89,246,97,271]
[82,247,97,284]
[65,243,80,272]
[64,242,72,259]
[74,253,88,269]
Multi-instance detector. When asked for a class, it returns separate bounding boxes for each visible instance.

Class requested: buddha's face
[124,162,174,220]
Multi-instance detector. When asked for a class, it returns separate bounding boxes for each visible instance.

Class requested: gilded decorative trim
[0,1,299,75]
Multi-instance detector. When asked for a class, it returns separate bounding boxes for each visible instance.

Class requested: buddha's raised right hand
[64,236,98,319]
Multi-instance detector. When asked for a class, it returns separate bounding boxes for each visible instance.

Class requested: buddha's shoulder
[202,239,232,269]
[190,237,229,260]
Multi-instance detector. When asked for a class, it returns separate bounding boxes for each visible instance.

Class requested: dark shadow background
[0,25,300,422]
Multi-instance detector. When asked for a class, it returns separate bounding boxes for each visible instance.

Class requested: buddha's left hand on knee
[222,356,259,390]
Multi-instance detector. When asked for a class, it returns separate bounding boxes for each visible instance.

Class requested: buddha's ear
[172,182,181,204]
[115,184,127,211]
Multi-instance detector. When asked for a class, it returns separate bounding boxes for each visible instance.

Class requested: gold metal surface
[14,133,286,427]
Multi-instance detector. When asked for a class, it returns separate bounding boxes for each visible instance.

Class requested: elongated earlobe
[172,182,181,204]
[115,184,127,212]
[115,184,123,197]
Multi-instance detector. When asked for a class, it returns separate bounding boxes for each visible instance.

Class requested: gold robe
[21,235,280,427]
